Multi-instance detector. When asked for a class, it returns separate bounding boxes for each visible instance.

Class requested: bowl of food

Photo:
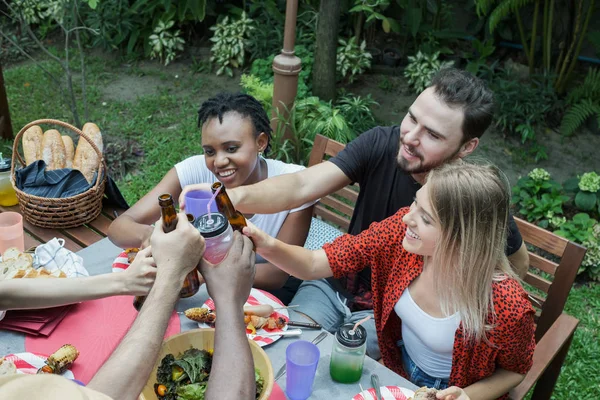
[139,328,273,400]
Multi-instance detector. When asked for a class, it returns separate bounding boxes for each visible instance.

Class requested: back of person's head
[197,92,273,155]
[428,68,494,143]
[426,161,513,342]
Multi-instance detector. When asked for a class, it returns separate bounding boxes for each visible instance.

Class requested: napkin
[0,306,73,336]
[34,238,89,277]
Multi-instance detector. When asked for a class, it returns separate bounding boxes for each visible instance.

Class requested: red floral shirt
[323,208,536,397]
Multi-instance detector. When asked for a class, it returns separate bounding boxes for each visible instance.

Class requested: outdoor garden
[1,0,599,398]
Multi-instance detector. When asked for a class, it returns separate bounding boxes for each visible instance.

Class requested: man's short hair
[429,68,494,142]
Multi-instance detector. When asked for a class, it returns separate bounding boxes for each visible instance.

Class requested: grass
[3,53,600,398]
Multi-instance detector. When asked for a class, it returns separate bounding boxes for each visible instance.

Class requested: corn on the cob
[37,344,79,375]
[184,307,215,323]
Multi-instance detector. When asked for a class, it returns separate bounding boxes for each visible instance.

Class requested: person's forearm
[508,242,529,279]
[464,368,525,399]
[259,240,331,280]
[233,173,311,214]
[206,302,255,400]
[108,215,154,248]
[87,274,182,400]
[0,274,126,310]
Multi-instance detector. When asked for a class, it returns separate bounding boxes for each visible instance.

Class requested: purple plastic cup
[184,190,219,219]
[285,340,320,400]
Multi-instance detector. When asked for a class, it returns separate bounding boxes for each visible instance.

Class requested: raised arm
[88,213,205,400]
[0,248,156,310]
[108,168,183,248]
[230,161,351,214]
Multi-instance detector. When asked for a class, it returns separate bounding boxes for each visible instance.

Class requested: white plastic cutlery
[249,329,302,338]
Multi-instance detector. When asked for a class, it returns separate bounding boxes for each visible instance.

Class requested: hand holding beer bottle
[211,182,255,250]
[133,194,203,311]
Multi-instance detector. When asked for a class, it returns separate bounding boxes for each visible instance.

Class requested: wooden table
[0,204,125,252]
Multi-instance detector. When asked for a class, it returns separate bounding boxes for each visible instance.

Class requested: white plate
[3,352,75,379]
[198,288,289,347]
[352,386,415,400]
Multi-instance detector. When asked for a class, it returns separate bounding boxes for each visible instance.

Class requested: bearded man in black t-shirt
[193,68,530,359]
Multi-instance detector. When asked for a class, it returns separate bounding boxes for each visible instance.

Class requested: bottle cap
[335,323,367,348]
[0,153,10,173]
[194,212,229,238]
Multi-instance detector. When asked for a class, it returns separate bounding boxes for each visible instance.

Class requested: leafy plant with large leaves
[560,68,600,136]
[336,37,372,83]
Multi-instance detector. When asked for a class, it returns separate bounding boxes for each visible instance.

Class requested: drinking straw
[207,184,222,223]
[351,315,372,334]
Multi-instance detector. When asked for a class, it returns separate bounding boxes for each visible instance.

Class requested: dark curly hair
[197,92,273,155]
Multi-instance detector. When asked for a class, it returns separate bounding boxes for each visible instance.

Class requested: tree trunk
[312,0,341,102]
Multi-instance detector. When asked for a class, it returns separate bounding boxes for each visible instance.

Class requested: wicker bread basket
[11,119,107,229]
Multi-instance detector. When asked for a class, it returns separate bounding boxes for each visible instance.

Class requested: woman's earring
[258,151,263,157]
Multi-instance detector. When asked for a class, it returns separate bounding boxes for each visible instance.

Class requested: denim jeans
[397,340,450,390]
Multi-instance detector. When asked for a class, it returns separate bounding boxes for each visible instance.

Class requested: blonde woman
[243,162,536,400]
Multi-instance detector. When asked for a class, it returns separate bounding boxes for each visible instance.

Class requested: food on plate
[22,125,44,166]
[0,247,66,281]
[184,308,216,324]
[184,307,287,331]
[243,304,275,318]
[0,357,17,376]
[37,344,79,375]
[124,248,140,263]
[409,387,438,400]
[154,347,264,400]
[73,122,103,184]
[42,129,67,170]
[244,315,287,330]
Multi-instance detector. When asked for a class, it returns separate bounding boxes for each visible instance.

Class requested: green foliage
[0,18,35,64]
[209,12,254,77]
[512,169,569,227]
[239,74,273,112]
[588,30,600,57]
[464,39,497,78]
[403,51,454,93]
[336,37,372,83]
[336,93,379,134]
[294,97,354,144]
[83,0,205,57]
[580,224,600,280]
[564,172,600,216]
[554,213,597,244]
[490,71,558,148]
[244,0,284,59]
[148,20,185,66]
[474,0,534,33]
[561,68,600,136]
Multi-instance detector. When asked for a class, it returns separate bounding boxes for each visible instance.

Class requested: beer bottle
[133,194,201,311]
[211,182,248,231]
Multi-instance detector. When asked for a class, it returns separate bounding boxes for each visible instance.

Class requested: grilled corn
[184,307,215,323]
[37,344,79,375]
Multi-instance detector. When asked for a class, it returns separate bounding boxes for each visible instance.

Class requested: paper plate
[111,248,138,273]
[3,352,75,379]
[198,288,289,347]
[352,386,414,400]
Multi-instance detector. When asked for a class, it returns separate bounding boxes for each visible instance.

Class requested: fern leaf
[567,68,600,105]
[475,0,498,16]
[489,0,534,33]
[560,99,600,136]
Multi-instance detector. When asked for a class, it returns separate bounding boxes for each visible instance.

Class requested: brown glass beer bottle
[211,182,248,231]
[133,194,201,311]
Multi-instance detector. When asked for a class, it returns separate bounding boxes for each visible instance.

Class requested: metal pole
[0,61,14,140]
[271,0,301,142]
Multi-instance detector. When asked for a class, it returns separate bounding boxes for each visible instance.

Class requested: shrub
[337,93,379,134]
[148,20,185,66]
[209,12,255,77]
[404,51,454,93]
[336,37,372,83]
[560,68,600,136]
[564,171,600,216]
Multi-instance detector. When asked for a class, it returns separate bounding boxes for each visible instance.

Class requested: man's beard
[396,142,460,174]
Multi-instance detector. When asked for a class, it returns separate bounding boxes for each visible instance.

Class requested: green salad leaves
[154,348,264,400]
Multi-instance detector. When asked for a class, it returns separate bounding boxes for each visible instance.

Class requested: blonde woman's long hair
[426,161,516,343]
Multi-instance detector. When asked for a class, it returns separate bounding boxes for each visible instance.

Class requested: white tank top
[394,289,460,378]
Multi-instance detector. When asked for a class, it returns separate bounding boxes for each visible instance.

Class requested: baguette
[42,129,67,170]
[62,135,75,168]
[2,247,22,261]
[22,125,43,166]
[73,122,103,184]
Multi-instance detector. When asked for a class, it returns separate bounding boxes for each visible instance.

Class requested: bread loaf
[73,122,103,184]
[22,125,43,166]
[42,129,67,170]
[62,135,75,168]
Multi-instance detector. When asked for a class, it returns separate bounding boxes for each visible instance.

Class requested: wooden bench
[0,203,124,252]
[308,134,586,400]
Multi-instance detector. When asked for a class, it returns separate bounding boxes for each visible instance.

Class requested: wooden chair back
[307,134,586,340]
[513,219,586,340]
[307,134,357,232]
